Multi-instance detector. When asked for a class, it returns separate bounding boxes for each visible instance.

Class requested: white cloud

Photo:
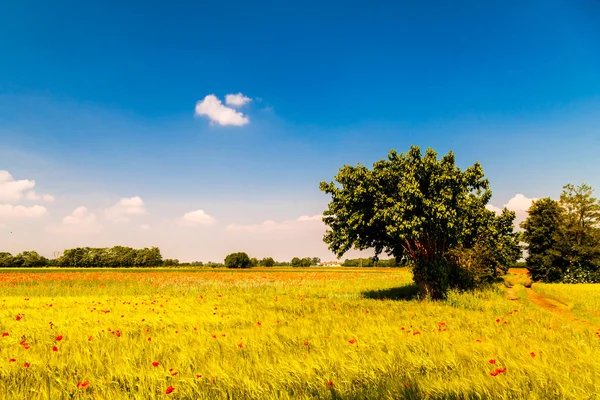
[487,194,537,225]
[180,209,216,226]
[195,94,250,126]
[0,204,47,220]
[46,206,102,235]
[140,224,151,230]
[105,196,146,222]
[0,171,36,202]
[0,170,54,203]
[225,93,252,107]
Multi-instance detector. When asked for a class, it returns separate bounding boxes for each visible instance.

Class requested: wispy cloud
[46,206,102,235]
[0,204,47,220]
[227,214,323,232]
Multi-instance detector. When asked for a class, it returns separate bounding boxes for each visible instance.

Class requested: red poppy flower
[495,318,500,323]
[348,339,357,344]
[489,359,496,364]
[2,332,8,337]
[165,386,175,394]
[404,382,411,387]
[211,334,217,339]
[23,362,30,368]
[490,367,507,376]
[171,371,178,376]
[52,346,58,352]
[413,331,421,335]
[9,358,16,363]
[56,335,63,341]
[16,315,23,321]
[238,343,243,348]
[152,361,159,367]
[147,337,151,341]
[327,381,333,387]
[77,381,89,388]
[303,341,309,346]
[196,374,202,378]
[530,352,536,358]
[257,322,261,326]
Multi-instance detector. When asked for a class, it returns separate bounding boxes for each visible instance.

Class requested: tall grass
[0,269,598,399]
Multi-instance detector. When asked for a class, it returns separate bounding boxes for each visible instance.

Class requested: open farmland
[0,268,599,399]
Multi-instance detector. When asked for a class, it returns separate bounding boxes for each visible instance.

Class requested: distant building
[317,261,342,267]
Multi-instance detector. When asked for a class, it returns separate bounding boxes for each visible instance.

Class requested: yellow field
[0,268,599,399]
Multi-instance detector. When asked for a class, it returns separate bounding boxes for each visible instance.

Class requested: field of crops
[0,268,599,399]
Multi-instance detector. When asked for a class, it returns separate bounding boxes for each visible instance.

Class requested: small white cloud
[0,204,47,220]
[195,94,250,126]
[43,194,55,202]
[225,93,252,107]
[181,209,216,226]
[105,196,146,222]
[297,214,322,222]
[46,206,102,235]
[487,194,537,226]
[140,224,151,230]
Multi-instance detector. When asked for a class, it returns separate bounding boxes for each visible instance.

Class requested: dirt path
[505,286,519,301]
[525,287,596,330]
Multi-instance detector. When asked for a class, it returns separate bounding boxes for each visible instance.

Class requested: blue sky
[1,1,599,261]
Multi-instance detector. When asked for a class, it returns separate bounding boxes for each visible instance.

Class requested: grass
[0,268,598,399]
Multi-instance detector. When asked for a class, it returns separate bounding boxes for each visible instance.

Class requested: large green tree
[521,184,600,282]
[320,146,519,299]
[558,183,600,270]
[520,198,564,281]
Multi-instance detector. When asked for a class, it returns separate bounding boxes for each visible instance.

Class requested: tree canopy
[224,252,251,268]
[320,146,520,298]
[521,184,600,282]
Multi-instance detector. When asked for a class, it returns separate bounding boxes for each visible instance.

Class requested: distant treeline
[1,247,408,268]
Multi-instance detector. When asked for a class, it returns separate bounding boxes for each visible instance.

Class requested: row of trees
[223,253,324,268]
[521,183,600,283]
[0,248,325,269]
[0,251,48,268]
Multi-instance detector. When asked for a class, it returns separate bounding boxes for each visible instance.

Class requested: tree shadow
[362,284,421,301]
